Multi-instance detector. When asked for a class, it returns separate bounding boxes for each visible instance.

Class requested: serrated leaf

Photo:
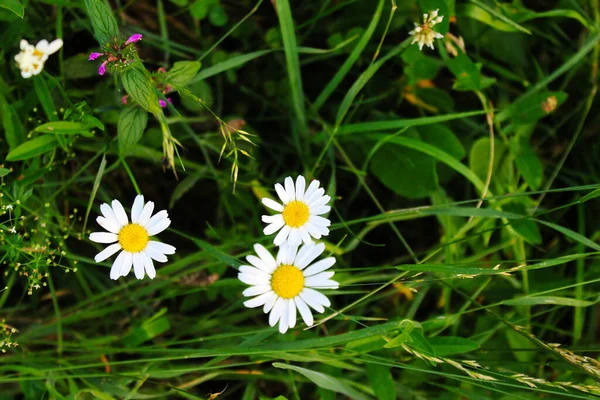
[166,61,202,87]
[6,136,59,161]
[122,68,161,114]
[118,106,148,154]
[0,0,24,18]
[273,363,369,400]
[84,0,119,45]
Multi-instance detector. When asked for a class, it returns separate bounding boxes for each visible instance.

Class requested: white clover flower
[8,227,16,234]
[239,242,338,334]
[14,38,63,79]
[409,9,444,51]
[261,176,331,247]
[89,195,175,280]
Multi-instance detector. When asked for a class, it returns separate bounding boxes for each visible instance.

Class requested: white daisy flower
[89,195,176,280]
[261,175,331,246]
[409,9,444,51]
[239,242,339,334]
[14,38,63,79]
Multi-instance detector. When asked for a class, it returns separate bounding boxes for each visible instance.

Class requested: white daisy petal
[89,232,118,244]
[299,227,312,245]
[145,246,168,263]
[132,253,145,279]
[303,257,336,277]
[111,200,129,226]
[239,265,271,281]
[138,201,155,226]
[284,177,295,201]
[147,241,176,255]
[110,250,126,280]
[120,252,134,277]
[264,220,285,235]
[254,244,277,271]
[299,290,325,313]
[308,279,339,289]
[303,180,320,201]
[145,210,169,231]
[269,297,286,327]
[275,183,289,204]
[294,296,314,326]
[278,300,289,333]
[97,216,121,234]
[288,229,301,247]
[310,206,331,216]
[302,288,331,309]
[238,273,270,286]
[95,243,121,262]
[244,291,274,308]
[263,292,278,313]
[131,195,144,223]
[305,271,336,286]
[305,222,323,239]
[273,225,291,246]
[305,188,325,205]
[309,194,330,208]
[242,285,272,297]
[295,175,306,201]
[100,203,120,226]
[262,214,284,224]
[262,198,284,212]
[295,243,325,269]
[288,298,297,328]
[141,251,156,279]
[310,215,331,227]
[147,218,171,236]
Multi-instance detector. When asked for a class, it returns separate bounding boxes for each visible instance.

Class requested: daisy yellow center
[271,265,304,299]
[282,201,309,228]
[118,223,149,253]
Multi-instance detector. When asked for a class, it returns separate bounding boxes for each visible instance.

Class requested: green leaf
[166,61,202,87]
[457,3,529,33]
[34,121,95,137]
[510,135,543,190]
[191,50,273,83]
[169,174,201,208]
[6,136,59,161]
[33,75,57,121]
[0,0,24,18]
[118,106,148,154]
[273,363,369,400]
[122,68,161,114]
[579,188,600,203]
[84,0,119,45]
[0,94,25,149]
[502,202,541,245]
[496,91,567,124]
[209,3,228,26]
[502,296,597,307]
[447,54,495,91]
[0,168,11,177]
[537,220,600,252]
[64,53,102,79]
[468,137,512,192]
[366,364,395,400]
[505,329,536,363]
[428,336,480,356]
[122,309,171,348]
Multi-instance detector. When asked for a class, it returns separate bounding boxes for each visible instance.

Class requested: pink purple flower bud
[125,34,143,45]
[98,61,108,76]
[88,52,103,61]
[159,99,167,108]
[121,95,129,105]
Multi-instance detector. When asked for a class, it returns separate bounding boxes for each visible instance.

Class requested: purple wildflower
[98,61,108,76]
[159,99,167,108]
[125,34,143,46]
[88,52,103,61]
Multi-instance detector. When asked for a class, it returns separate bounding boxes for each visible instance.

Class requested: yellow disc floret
[282,201,309,228]
[118,223,149,253]
[271,265,305,299]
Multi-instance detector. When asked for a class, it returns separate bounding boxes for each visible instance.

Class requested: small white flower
[89,195,175,280]
[8,227,16,234]
[409,9,444,50]
[239,242,339,334]
[5,205,13,211]
[14,38,63,79]
[261,176,331,247]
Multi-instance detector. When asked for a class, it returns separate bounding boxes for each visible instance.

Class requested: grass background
[1,0,600,398]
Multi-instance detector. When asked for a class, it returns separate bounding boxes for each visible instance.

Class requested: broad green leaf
[505,329,536,363]
[403,45,444,84]
[428,336,480,356]
[34,121,94,137]
[192,50,273,82]
[0,94,24,149]
[33,75,57,121]
[502,202,541,245]
[166,61,202,87]
[502,296,597,307]
[419,124,465,160]
[118,106,148,154]
[0,0,24,18]
[181,80,213,112]
[497,91,567,124]
[122,68,161,114]
[510,135,543,190]
[273,363,369,400]
[123,309,171,348]
[6,136,59,161]
[64,53,101,79]
[366,363,395,400]
[0,168,11,177]
[84,0,119,45]
[457,3,529,33]
[469,137,512,192]
[447,54,495,91]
